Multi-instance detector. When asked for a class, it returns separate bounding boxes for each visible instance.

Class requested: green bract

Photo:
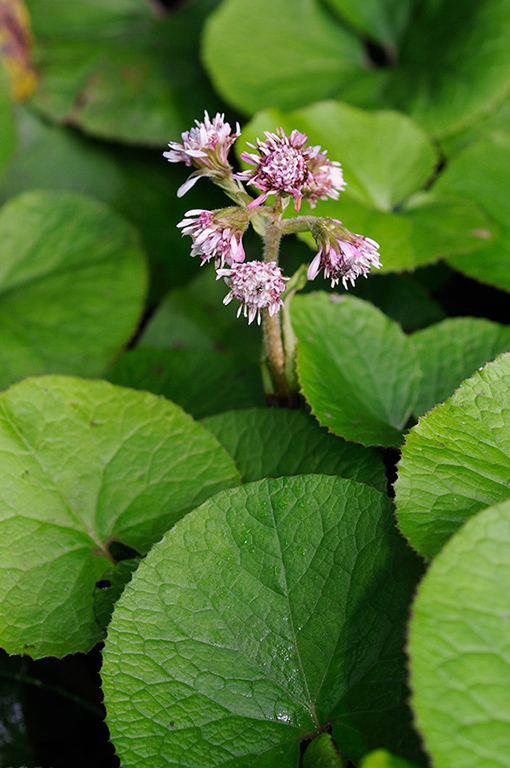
[103,476,423,766]
[408,500,510,767]
[0,376,239,658]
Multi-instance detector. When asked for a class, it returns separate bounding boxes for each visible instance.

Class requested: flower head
[177,208,249,268]
[307,219,381,289]
[239,128,345,211]
[164,111,241,196]
[217,261,289,324]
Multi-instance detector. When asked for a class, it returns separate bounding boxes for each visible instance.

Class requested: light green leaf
[201,408,387,489]
[292,293,421,446]
[395,352,510,558]
[0,63,16,181]
[106,348,265,419]
[0,190,147,389]
[203,0,365,115]
[102,475,424,766]
[382,0,510,138]
[408,500,510,767]
[411,317,510,416]
[242,103,438,211]
[0,376,240,658]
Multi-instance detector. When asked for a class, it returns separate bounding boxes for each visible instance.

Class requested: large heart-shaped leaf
[0,376,239,658]
[408,500,510,767]
[0,189,147,389]
[201,408,387,489]
[203,0,365,115]
[102,475,424,767]
[292,293,421,446]
[410,317,510,416]
[395,352,510,558]
[0,106,228,302]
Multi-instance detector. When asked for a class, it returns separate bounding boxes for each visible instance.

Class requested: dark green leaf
[103,475,424,766]
[107,348,265,419]
[201,408,387,489]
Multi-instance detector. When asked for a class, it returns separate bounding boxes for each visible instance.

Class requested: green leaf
[102,475,424,766]
[408,500,510,767]
[292,293,421,446]
[242,103,439,211]
[203,0,365,115]
[201,408,387,490]
[382,0,510,138]
[0,190,147,389]
[360,749,421,768]
[106,348,265,419]
[433,132,510,292]
[411,317,510,417]
[0,63,16,181]
[0,375,240,658]
[321,0,415,49]
[241,106,494,273]
[302,733,344,768]
[395,352,510,558]
[28,0,221,146]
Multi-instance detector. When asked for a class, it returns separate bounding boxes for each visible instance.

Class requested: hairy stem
[262,197,290,402]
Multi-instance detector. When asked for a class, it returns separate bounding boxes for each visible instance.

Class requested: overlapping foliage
[0,0,509,766]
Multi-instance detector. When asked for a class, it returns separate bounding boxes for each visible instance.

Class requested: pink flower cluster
[307,219,381,288]
[177,208,247,269]
[167,114,380,323]
[239,128,345,211]
[164,111,240,196]
[217,261,289,325]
